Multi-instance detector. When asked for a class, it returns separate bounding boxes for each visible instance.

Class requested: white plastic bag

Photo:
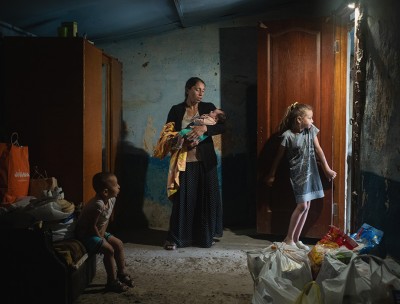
[316,247,355,285]
[249,242,313,304]
[247,246,276,283]
[24,198,74,221]
[322,254,400,304]
[253,274,300,304]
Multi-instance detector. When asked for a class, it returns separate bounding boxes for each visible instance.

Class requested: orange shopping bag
[0,133,30,203]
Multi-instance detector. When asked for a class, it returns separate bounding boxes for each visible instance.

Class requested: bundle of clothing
[153,121,187,199]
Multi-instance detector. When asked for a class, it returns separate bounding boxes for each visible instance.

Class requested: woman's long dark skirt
[167,161,223,248]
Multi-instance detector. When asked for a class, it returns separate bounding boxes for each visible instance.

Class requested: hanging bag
[0,132,30,203]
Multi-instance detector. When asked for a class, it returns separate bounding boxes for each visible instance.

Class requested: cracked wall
[359,0,400,258]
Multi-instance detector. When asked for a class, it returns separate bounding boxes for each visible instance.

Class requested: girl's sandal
[117,273,134,288]
[105,279,129,293]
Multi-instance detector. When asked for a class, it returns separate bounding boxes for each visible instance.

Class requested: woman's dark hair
[92,172,114,194]
[184,77,205,99]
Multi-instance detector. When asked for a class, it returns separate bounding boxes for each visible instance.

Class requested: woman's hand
[186,125,207,141]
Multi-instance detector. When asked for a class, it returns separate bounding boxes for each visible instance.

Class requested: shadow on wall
[257,132,324,236]
[220,84,258,228]
[257,132,292,233]
[110,121,149,232]
[220,27,258,228]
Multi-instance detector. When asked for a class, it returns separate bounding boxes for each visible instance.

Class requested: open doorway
[256,6,358,237]
[333,2,356,234]
[256,18,335,238]
[345,21,355,234]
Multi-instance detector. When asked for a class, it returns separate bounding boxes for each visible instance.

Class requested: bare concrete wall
[1,2,350,235]
[99,18,259,230]
[1,7,338,232]
[358,0,400,258]
[95,3,345,232]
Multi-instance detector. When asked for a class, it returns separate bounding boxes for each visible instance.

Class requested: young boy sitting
[75,172,134,292]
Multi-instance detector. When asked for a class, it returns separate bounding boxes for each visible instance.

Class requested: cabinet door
[101,54,122,173]
[1,37,119,205]
[83,40,103,203]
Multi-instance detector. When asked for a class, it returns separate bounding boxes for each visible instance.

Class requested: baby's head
[210,108,226,123]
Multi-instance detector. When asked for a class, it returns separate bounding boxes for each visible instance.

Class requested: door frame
[332,4,356,233]
[255,5,356,237]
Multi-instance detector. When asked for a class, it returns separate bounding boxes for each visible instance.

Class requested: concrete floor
[116,226,273,250]
[75,227,276,304]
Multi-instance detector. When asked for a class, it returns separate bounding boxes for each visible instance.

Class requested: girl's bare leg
[284,202,308,245]
[293,201,310,242]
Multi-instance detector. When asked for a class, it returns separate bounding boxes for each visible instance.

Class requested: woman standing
[163,77,225,250]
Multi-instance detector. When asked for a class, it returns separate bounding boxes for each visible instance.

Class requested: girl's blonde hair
[278,102,313,134]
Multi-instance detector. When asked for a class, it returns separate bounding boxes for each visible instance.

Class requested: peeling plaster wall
[0,0,353,233]
[96,5,345,232]
[99,18,259,230]
[361,0,400,180]
[359,0,400,258]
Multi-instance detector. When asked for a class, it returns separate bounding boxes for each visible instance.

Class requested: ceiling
[0,0,343,43]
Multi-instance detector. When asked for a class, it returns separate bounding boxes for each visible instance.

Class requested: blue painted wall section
[99,19,259,231]
[2,2,400,254]
[360,171,400,259]
[145,157,170,207]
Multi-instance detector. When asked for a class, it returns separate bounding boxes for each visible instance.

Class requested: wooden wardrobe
[1,37,122,204]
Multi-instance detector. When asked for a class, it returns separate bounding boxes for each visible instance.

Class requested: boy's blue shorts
[82,232,112,254]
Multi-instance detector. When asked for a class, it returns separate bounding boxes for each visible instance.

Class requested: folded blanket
[153,122,176,159]
[153,122,187,199]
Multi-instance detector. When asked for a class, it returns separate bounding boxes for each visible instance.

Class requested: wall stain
[143,116,157,154]
[143,198,171,230]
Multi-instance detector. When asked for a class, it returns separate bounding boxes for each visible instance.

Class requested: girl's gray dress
[281,124,324,203]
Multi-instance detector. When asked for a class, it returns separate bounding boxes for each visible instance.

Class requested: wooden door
[257,18,335,238]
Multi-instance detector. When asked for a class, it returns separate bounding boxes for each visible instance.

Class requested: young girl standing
[265,103,337,250]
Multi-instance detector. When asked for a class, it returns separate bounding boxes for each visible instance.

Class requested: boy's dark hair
[92,172,114,194]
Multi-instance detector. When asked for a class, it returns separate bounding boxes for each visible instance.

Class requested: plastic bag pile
[247,225,400,304]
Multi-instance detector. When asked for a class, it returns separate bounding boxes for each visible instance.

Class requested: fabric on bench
[53,238,88,269]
